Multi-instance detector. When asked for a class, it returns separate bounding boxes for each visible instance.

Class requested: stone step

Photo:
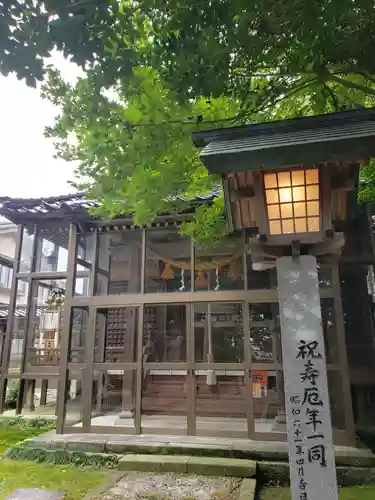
[239,479,257,500]
[118,454,257,477]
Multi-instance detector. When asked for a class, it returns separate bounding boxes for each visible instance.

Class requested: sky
[0,52,82,199]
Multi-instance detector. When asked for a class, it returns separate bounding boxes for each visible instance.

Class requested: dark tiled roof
[0,190,221,225]
[193,107,375,174]
[193,107,375,147]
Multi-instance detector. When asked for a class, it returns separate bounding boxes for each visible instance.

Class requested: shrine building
[0,107,374,446]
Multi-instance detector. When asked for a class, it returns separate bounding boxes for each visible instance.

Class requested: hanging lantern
[46,287,65,310]
[161,263,174,280]
[196,270,208,288]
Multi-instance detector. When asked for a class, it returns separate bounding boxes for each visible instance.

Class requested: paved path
[95,472,241,500]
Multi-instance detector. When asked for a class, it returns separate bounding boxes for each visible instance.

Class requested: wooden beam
[229,186,255,202]
[331,178,356,191]
[309,233,345,256]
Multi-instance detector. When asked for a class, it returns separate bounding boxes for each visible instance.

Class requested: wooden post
[0,225,23,413]
[40,379,48,406]
[119,236,140,419]
[56,224,77,433]
[332,264,356,445]
[16,228,38,415]
[24,379,36,412]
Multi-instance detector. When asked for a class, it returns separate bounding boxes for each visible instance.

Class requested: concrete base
[114,410,135,426]
[24,432,375,468]
[272,412,287,432]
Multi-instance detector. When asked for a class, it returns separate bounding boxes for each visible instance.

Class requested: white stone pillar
[277,255,338,500]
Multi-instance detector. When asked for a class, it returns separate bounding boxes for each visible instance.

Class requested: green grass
[0,459,108,500]
[260,486,375,499]
[0,424,109,500]
[0,427,47,453]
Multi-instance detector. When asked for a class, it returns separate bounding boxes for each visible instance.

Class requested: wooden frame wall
[0,222,356,446]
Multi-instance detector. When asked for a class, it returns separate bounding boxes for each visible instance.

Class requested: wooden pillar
[40,379,48,406]
[332,264,356,446]
[16,228,38,415]
[120,236,140,418]
[56,224,77,433]
[80,232,99,431]
[134,230,146,434]
[24,379,36,412]
[0,225,23,413]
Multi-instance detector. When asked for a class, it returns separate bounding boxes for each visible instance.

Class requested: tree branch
[330,74,375,97]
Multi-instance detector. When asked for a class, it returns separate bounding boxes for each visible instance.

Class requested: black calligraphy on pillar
[296,340,322,360]
[291,338,329,500]
[302,387,323,406]
[308,444,327,467]
[300,360,320,386]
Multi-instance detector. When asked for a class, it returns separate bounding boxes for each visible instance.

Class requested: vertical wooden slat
[243,231,248,291]
[140,229,146,294]
[89,232,99,297]
[243,300,254,438]
[81,306,96,432]
[332,263,356,446]
[0,224,23,413]
[190,237,195,292]
[186,303,196,435]
[16,228,39,414]
[56,223,77,433]
[134,304,144,434]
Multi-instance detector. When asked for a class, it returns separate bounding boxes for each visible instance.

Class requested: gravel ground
[97,472,242,500]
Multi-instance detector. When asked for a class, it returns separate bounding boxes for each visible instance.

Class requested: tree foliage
[0,0,118,86]
[4,0,375,238]
[5,0,375,108]
[43,66,239,243]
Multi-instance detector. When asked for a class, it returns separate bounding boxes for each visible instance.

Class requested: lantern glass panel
[264,168,321,236]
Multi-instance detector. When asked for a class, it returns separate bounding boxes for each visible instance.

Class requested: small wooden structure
[0,109,374,444]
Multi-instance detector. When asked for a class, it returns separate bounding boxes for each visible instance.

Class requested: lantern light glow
[264,168,320,236]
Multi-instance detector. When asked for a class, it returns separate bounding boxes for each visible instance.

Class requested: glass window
[28,279,66,367]
[143,305,186,362]
[64,369,83,426]
[194,237,244,291]
[145,229,191,293]
[0,265,12,289]
[75,233,95,296]
[141,369,187,433]
[19,227,35,273]
[95,307,139,363]
[91,368,137,431]
[249,303,281,363]
[69,307,88,363]
[9,279,29,372]
[35,228,69,272]
[252,369,286,434]
[195,370,247,437]
[94,230,142,295]
[194,303,244,363]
